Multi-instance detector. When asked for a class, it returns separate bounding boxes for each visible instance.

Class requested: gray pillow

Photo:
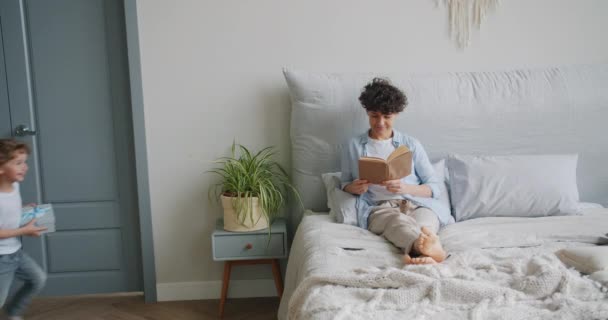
[447,154,581,222]
[321,172,357,225]
[431,159,452,218]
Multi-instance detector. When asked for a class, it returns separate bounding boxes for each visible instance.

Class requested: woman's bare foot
[416,227,447,262]
[403,254,438,265]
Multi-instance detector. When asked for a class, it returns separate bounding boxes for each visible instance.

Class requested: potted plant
[209,142,301,232]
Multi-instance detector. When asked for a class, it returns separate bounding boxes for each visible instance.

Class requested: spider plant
[208,142,302,231]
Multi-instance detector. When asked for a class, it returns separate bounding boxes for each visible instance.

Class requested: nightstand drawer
[213,233,285,260]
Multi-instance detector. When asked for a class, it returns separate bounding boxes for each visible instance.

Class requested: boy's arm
[0,228,26,239]
[0,219,47,239]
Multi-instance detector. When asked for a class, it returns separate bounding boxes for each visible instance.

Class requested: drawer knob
[245,243,253,250]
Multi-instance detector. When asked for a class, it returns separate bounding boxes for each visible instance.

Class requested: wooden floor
[24,294,279,320]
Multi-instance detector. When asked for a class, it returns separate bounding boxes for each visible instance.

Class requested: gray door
[0,0,142,295]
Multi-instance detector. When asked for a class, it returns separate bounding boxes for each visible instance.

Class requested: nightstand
[212,218,288,317]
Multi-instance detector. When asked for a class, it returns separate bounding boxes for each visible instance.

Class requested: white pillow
[447,154,581,222]
[321,172,357,225]
[556,246,608,275]
[322,159,451,225]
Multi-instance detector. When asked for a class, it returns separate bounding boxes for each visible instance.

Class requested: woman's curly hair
[358,78,407,114]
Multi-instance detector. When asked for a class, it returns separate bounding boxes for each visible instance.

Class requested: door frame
[0,0,157,302]
[124,0,157,303]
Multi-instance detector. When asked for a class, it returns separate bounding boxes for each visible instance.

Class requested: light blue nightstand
[212,218,288,317]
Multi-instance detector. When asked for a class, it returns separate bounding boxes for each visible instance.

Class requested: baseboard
[156,279,278,301]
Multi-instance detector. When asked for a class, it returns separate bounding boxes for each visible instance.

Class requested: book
[358,145,412,184]
[20,204,56,233]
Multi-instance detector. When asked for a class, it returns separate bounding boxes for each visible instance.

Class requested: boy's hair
[0,139,30,166]
[359,78,408,114]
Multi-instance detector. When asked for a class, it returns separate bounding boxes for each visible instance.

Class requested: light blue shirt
[340,130,452,229]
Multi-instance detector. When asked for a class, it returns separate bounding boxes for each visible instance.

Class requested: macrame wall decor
[437,0,500,48]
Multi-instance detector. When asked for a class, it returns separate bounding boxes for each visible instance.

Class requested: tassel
[442,0,500,49]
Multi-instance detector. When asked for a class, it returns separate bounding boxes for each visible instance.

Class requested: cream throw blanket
[288,246,608,319]
[285,210,608,320]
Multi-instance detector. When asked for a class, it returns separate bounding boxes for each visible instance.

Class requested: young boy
[0,139,47,320]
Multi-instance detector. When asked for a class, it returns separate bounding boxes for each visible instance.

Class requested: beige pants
[368,199,439,254]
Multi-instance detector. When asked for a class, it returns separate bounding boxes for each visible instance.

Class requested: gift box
[21,204,56,233]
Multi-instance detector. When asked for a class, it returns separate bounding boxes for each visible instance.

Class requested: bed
[278,65,608,319]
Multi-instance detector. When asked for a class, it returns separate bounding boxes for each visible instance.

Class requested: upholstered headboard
[284,65,608,233]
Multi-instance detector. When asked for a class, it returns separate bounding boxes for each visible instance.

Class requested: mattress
[278,209,608,320]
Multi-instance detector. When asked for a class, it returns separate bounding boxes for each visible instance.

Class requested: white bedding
[440,207,608,252]
[278,209,608,320]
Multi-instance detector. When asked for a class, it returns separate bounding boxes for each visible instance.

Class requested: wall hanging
[438,0,500,48]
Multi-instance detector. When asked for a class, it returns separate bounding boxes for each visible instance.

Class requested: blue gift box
[20,204,56,233]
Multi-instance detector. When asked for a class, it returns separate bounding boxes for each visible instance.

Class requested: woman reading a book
[341,78,453,264]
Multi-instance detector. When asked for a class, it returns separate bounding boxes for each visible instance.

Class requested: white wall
[135,0,608,300]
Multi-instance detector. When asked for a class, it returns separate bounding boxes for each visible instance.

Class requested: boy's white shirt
[0,182,22,254]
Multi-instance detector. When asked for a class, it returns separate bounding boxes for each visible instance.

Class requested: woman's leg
[368,201,422,257]
[409,207,446,262]
[409,207,440,234]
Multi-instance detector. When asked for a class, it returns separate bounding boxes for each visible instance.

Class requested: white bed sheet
[440,207,608,252]
[278,209,608,320]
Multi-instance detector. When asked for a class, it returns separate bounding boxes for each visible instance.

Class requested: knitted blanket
[288,245,608,319]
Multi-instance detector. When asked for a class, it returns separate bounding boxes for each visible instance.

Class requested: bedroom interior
[1,0,607,319]
[279,64,608,319]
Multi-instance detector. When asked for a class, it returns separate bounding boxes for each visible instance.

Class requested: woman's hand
[382,179,410,194]
[382,180,433,197]
[20,219,47,237]
[344,179,370,195]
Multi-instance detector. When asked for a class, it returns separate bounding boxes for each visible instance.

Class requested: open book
[358,145,412,184]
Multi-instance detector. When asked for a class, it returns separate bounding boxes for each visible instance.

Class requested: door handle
[14,125,37,137]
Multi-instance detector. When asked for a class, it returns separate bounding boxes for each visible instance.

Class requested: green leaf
[206,142,303,234]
